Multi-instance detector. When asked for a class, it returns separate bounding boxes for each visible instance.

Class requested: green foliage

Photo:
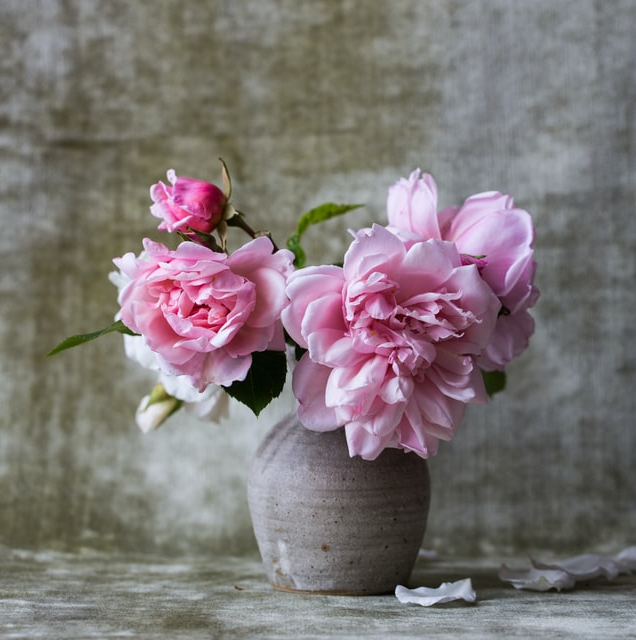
[482,369,506,397]
[47,320,137,357]
[286,202,363,267]
[223,350,287,416]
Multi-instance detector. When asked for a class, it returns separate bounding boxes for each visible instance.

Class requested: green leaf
[287,202,363,267]
[294,344,307,363]
[481,369,506,397]
[222,350,287,416]
[286,234,306,267]
[294,202,364,236]
[47,320,138,357]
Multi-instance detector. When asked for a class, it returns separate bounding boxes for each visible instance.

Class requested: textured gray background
[1,0,634,558]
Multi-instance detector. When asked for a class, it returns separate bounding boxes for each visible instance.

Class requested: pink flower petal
[293,356,340,430]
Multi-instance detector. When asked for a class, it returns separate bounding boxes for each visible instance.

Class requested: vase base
[269,582,396,597]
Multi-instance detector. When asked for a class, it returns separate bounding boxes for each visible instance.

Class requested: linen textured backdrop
[1,0,634,557]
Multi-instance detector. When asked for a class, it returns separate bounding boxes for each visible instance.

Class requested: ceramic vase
[247,411,430,595]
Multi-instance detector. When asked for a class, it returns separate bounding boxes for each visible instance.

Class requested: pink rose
[282,224,500,460]
[150,169,227,235]
[114,237,294,390]
[387,170,539,369]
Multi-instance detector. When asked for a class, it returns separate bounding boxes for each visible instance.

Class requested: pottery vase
[247,411,430,595]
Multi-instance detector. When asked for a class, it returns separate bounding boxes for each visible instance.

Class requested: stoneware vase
[247,411,430,595]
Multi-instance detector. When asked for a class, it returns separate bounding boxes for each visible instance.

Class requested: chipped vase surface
[247,411,430,595]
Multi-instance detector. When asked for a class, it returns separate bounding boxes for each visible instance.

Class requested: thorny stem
[178,229,224,253]
[228,212,279,251]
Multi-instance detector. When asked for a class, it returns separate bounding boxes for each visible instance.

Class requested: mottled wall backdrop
[1,0,634,556]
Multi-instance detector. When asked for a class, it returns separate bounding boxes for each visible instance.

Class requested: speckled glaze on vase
[247,411,430,595]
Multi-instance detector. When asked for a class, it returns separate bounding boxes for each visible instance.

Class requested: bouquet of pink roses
[50,162,538,460]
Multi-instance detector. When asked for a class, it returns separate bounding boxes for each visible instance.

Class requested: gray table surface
[2,547,635,639]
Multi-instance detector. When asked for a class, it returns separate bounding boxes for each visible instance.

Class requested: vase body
[247,412,430,595]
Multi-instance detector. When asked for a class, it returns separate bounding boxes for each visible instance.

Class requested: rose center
[345,273,474,375]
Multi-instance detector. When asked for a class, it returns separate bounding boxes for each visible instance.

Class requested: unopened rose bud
[135,384,182,433]
[150,169,227,235]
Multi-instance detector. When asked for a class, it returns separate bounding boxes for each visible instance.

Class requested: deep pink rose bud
[150,169,227,235]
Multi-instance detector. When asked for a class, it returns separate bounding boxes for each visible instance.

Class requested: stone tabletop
[2,548,635,639]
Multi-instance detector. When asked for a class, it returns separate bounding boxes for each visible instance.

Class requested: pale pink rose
[135,376,231,430]
[387,169,539,369]
[150,169,227,235]
[282,224,500,460]
[114,237,294,390]
[135,386,182,433]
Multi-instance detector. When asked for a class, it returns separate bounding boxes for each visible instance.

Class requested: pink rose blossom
[387,169,539,369]
[114,237,294,390]
[150,169,227,235]
[282,224,500,460]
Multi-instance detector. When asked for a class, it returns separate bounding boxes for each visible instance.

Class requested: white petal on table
[615,545,636,571]
[531,553,626,581]
[498,565,576,592]
[395,579,477,606]
[417,548,439,560]
[499,546,636,591]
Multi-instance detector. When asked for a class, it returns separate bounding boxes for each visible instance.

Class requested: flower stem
[228,212,279,251]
